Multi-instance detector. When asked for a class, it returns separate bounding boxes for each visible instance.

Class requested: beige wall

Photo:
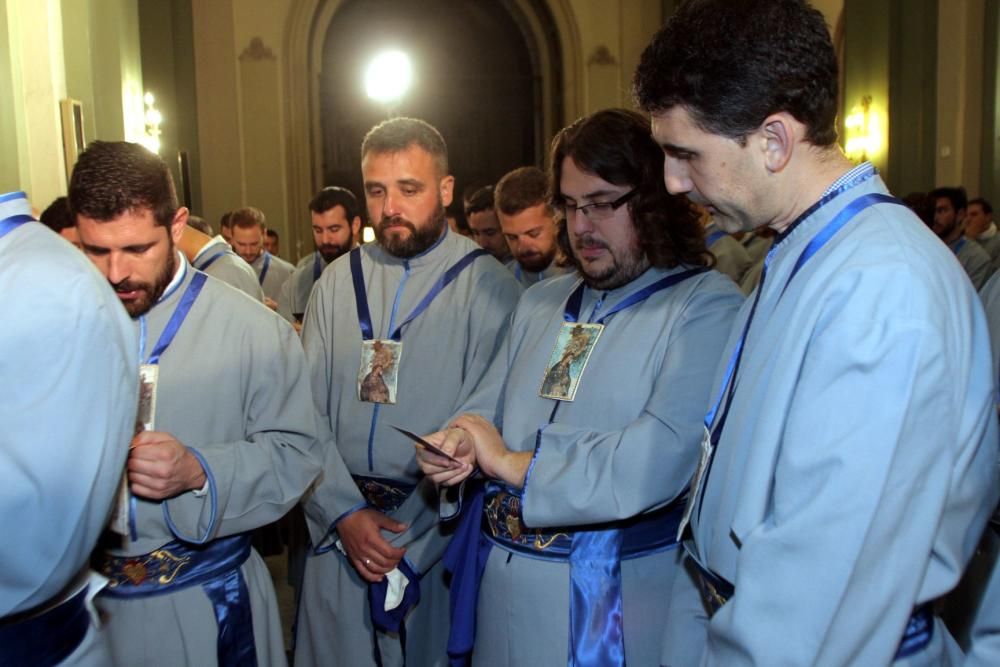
[0,0,144,207]
[937,0,985,189]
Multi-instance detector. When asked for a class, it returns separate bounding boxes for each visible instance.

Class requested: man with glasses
[415,109,742,666]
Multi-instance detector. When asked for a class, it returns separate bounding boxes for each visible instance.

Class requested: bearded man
[294,117,521,667]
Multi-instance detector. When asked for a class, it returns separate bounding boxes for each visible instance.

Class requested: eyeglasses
[561,188,638,222]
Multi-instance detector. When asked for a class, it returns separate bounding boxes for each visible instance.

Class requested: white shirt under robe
[295,229,521,667]
[250,250,295,301]
[95,256,322,667]
[192,235,265,302]
[458,266,741,667]
[689,173,999,666]
[2,214,138,666]
[277,250,328,323]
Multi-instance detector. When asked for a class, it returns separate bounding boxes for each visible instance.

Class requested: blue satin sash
[951,237,967,256]
[257,252,271,285]
[146,271,207,364]
[688,555,933,660]
[0,585,90,667]
[313,251,323,282]
[349,246,488,341]
[100,534,257,666]
[195,249,226,271]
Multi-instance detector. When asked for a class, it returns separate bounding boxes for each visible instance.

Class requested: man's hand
[128,431,208,500]
[264,296,278,311]
[337,509,407,583]
[452,414,532,489]
[415,428,476,487]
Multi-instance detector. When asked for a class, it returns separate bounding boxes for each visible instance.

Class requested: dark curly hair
[68,141,177,227]
[550,108,710,270]
[634,0,838,147]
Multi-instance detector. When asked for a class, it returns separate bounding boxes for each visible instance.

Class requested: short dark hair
[39,196,74,233]
[929,186,968,213]
[550,108,709,270]
[68,141,178,227]
[186,214,214,235]
[230,206,266,230]
[969,197,993,215]
[266,229,279,241]
[220,211,233,230]
[495,167,553,217]
[465,186,495,217]
[362,117,448,177]
[634,0,839,147]
[309,186,361,221]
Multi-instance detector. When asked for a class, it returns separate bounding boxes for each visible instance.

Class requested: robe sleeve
[298,270,370,548]
[204,259,265,302]
[703,285,998,666]
[519,280,741,527]
[162,314,322,542]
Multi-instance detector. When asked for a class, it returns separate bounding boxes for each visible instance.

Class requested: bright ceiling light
[364,50,412,104]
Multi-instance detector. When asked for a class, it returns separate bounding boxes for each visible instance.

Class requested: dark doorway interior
[319,0,544,216]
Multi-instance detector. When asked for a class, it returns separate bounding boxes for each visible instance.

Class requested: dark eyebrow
[579,188,619,201]
[660,142,698,157]
[397,178,425,189]
[81,243,108,254]
[123,242,157,253]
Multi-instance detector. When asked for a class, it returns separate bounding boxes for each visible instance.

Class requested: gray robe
[689,173,998,666]
[296,229,521,667]
[277,250,328,323]
[508,258,568,287]
[1,215,138,667]
[953,237,994,290]
[250,250,295,301]
[461,267,742,667]
[192,235,265,302]
[95,256,322,667]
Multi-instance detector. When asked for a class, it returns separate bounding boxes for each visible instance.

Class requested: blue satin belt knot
[353,474,415,513]
[0,585,90,667]
[688,554,933,660]
[99,534,257,666]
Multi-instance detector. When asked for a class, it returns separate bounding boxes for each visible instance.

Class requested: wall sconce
[139,91,162,154]
[844,95,885,163]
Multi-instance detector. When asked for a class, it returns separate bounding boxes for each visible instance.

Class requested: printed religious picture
[358,339,401,404]
[538,322,604,401]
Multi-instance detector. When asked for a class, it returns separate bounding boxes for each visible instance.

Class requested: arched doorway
[283,0,576,252]
[318,0,552,209]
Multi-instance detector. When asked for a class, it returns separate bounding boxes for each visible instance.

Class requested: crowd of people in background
[5,1,1000,666]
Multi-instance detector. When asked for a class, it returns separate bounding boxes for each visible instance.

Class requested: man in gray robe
[1,191,138,667]
[295,117,521,667]
[635,2,998,664]
[177,222,264,301]
[278,185,362,326]
[69,141,322,667]
[496,166,568,286]
[966,198,1000,265]
[931,186,994,289]
[230,206,295,308]
[418,109,742,667]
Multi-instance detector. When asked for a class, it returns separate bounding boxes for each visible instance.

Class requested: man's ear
[760,112,801,174]
[170,207,189,244]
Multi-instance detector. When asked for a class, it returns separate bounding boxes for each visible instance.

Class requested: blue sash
[0,585,90,667]
[688,555,933,660]
[951,237,967,256]
[257,252,271,285]
[100,534,257,666]
[0,214,34,239]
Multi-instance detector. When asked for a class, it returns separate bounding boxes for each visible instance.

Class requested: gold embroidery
[150,548,191,584]
[534,531,570,550]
